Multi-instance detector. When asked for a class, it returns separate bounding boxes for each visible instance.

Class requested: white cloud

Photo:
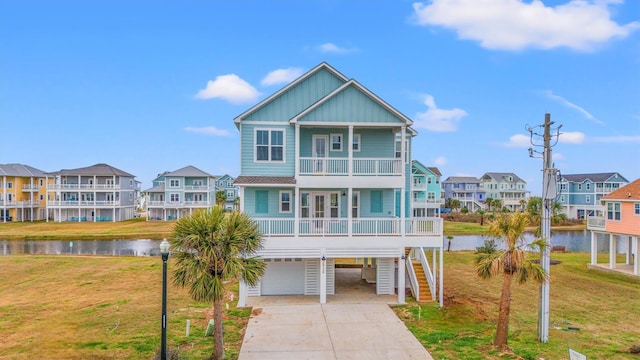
[261,67,304,86]
[194,74,260,104]
[316,43,358,54]
[504,133,531,148]
[553,153,565,161]
[414,94,467,132]
[544,90,603,124]
[434,156,448,166]
[184,126,231,137]
[559,131,586,144]
[411,0,639,51]
[591,135,640,143]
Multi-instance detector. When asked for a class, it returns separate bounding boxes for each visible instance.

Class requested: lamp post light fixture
[159,239,170,360]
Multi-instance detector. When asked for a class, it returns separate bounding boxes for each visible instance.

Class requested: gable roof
[50,163,134,177]
[291,79,414,127]
[234,62,348,124]
[560,172,627,183]
[411,160,441,176]
[163,165,215,178]
[481,172,525,184]
[601,178,640,202]
[443,176,480,183]
[0,164,48,177]
[143,183,166,193]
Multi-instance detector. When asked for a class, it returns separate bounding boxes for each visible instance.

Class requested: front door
[313,194,326,232]
[312,135,328,173]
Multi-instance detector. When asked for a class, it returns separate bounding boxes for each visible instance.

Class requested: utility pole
[528,113,561,343]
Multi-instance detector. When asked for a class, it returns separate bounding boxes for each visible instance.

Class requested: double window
[607,202,621,221]
[170,179,180,187]
[256,129,284,162]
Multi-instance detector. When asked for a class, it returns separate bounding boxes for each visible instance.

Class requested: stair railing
[417,247,436,301]
[405,248,420,301]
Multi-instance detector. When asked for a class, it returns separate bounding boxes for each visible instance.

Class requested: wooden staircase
[405,247,432,302]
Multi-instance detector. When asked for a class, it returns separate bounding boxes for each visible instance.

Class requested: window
[395,135,410,163]
[330,134,342,151]
[370,190,383,213]
[226,190,234,198]
[352,134,361,152]
[428,192,436,200]
[352,192,359,218]
[413,177,422,186]
[586,195,590,203]
[330,193,339,218]
[7,182,12,189]
[129,193,133,201]
[170,179,180,187]
[635,203,640,215]
[39,179,44,187]
[301,193,310,218]
[256,129,284,162]
[586,183,591,190]
[279,191,292,213]
[560,195,565,202]
[428,177,432,184]
[577,184,582,191]
[413,208,425,217]
[193,180,203,186]
[607,202,621,221]
[39,195,44,201]
[130,179,133,186]
[256,190,268,213]
[170,193,180,203]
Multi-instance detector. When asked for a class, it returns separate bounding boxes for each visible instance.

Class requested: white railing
[184,185,212,191]
[147,201,213,207]
[587,216,606,230]
[183,201,214,206]
[47,184,121,190]
[417,247,436,301]
[22,185,40,191]
[298,158,402,176]
[405,255,420,301]
[255,217,442,237]
[47,201,120,206]
[412,198,445,206]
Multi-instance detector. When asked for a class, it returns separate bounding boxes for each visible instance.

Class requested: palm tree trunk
[494,272,513,349]
[213,299,224,360]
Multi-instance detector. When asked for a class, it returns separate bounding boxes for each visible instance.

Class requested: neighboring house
[442,176,485,212]
[214,174,239,210]
[145,165,217,221]
[233,62,444,306]
[411,160,443,217]
[587,178,640,276]
[557,172,629,219]
[46,163,138,222]
[0,164,48,222]
[479,172,529,212]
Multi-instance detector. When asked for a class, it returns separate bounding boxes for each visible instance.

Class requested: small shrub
[475,239,498,254]
[152,347,184,360]
[630,344,640,354]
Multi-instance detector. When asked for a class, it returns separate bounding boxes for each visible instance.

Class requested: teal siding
[244,188,296,218]
[240,124,295,176]
[298,128,395,158]
[358,189,394,217]
[299,86,405,124]
[245,69,344,121]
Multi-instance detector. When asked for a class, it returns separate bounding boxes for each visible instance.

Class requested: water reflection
[0,230,631,256]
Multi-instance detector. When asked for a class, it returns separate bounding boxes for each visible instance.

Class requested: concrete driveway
[238,302,433,359]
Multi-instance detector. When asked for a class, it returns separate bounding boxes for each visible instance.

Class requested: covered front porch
[589,231,639,277]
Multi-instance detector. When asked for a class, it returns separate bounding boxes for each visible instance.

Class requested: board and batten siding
[299,86,406,124]
[243,187,296,218]
[243,69,344,121]
[240,123,295,176]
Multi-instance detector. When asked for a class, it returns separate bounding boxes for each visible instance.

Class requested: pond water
[0,230,630,256]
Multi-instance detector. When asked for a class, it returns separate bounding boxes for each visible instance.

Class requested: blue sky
[1,0,638,195]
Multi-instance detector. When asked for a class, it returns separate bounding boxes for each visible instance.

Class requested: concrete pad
[239,302,433,359]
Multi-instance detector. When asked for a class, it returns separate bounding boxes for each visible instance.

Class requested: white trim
[330,133,343,151]
[254,128,286,163]
[352,133,361,152]
[279,190,292,213]
[240,121,291,126]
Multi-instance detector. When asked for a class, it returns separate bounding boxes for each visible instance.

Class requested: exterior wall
[240,123,295,176]
[605,201,640,236]
[1,175,47,221]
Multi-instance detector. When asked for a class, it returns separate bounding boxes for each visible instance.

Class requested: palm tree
[477,209,486,226]
[485,197,494,212]
[519,199,527,212]
[493,199,503,212]
[475,212,547,350]
[170,207,265,360]
[215,190,227,208]
[450,199,461,212]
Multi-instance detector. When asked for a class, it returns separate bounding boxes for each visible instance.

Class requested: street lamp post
[159,239,170,360]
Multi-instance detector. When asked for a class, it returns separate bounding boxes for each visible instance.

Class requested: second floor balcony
[48,184,122,191]
[147,200,214,208]
[299,158,402,176]
[587,216,606,231]
[48,200,121,207]
[254,217,442,237]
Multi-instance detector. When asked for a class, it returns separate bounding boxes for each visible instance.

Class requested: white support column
[320,252,327,304]
[294,187,300,237]
[609,234,616,269]
[634,237,639,275]
[348,125,353,176]
[400,126,406,237]
[626,236,632,265]
[295,124,300,178]
[237,280,248,307]
[398,253,406,304]
[347,187,352,235]
[591,232,598,265]
[439,246,444,307]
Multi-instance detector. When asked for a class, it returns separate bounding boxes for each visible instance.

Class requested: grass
[0,256,248,360]
[393,251,640,359]
[0,218,174,240]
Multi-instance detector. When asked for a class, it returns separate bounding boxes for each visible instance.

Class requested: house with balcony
[557,172,629,219]
[215,174,238,210]
[586,178,639,277]
[46,163,138,222]
[442,176,485,212]
[479,172,528,212]
[233,62,444,306]
[411,160,443,217]
[145,165,217,220]
[0,164,48,222]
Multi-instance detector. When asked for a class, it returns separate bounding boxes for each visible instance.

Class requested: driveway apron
[238,302,433,359]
